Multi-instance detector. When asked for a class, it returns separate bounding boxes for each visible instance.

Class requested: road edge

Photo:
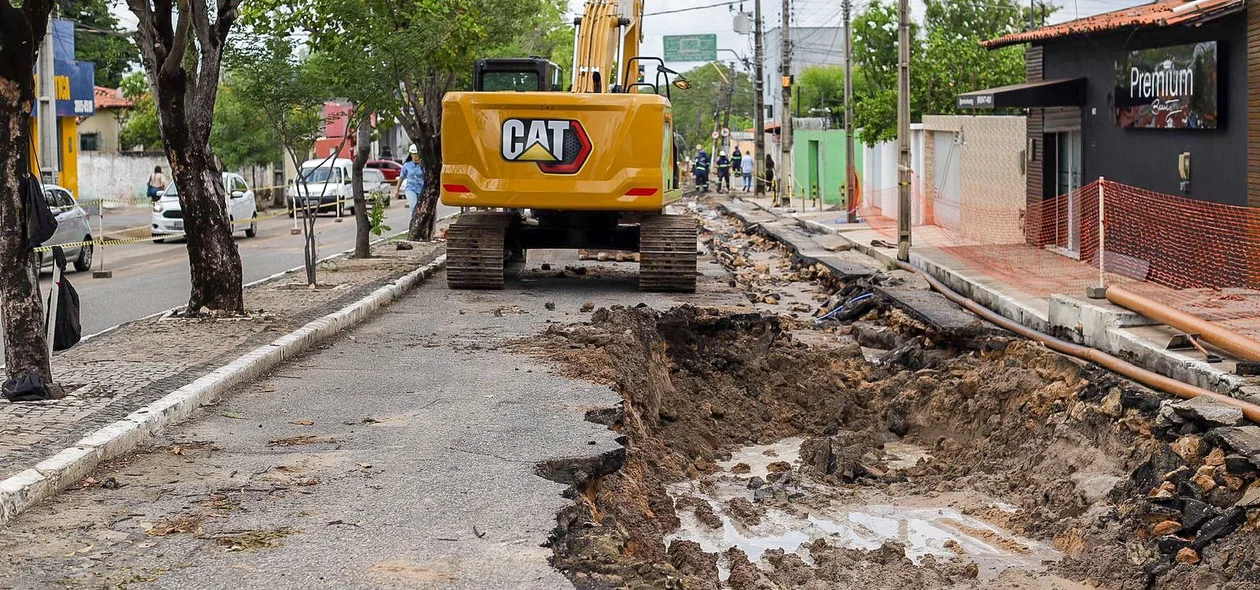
[74,212,459,348]
[0,252,448,526]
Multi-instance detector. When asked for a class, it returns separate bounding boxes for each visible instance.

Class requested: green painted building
[791,129,863,206]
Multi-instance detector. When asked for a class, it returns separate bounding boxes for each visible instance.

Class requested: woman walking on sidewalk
[147,166,167,201]
[397,145,424,209]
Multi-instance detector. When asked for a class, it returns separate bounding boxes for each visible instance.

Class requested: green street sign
[664,34,718,63]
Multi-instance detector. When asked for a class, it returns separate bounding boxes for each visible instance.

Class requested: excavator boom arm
[572,0,644,93]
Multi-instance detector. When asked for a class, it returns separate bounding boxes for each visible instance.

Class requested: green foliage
[667,62,754,152]
[369,193,391,236]
[796,65,868,128]
[59,0,137,87]
[225,34,328,168]
[117,71,161,151]
[479,0,574,82]
[211,84,283,170]
[850,0,1039,146]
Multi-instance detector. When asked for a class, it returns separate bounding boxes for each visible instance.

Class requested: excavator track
[447,211,515,290]
[639,214,698,293]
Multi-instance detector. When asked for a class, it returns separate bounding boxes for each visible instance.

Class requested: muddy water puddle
[668,440,1061,581]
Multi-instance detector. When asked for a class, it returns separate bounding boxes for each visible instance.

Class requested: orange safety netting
[860,177,1260,339]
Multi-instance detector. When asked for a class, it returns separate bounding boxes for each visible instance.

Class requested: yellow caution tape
[36,195,393,253]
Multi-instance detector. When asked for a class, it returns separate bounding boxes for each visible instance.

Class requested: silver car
[35,184,94,273]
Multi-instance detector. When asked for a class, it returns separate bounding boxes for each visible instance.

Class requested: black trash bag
[20,174,58,250]
[47,246,81,352]
[1,372,52,402]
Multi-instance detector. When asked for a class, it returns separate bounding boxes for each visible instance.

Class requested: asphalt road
[0,244,747,588]
[3,201,457,359]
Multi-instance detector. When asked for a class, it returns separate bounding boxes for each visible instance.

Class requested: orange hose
[895,261,1260,424]
[1106,284,1260,363]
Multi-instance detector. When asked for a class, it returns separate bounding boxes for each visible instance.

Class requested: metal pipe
[896,261,1260,423]
[1107,284,1260,363]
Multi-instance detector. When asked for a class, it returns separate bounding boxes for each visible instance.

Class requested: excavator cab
[474,58,565,92]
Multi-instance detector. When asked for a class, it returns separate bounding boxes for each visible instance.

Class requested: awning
[956,78,1086,110]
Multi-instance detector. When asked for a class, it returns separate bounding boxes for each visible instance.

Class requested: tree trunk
[351,120,371,258]
[130,0,245,314]
[0,0,55,387]
[167,139,244,313]
[407,135,440,241]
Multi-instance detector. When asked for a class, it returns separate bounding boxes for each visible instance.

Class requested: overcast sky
[568,0,1152,71]
[108,0,1153,70]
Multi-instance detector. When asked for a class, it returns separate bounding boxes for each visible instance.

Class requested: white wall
[77,152,168,203]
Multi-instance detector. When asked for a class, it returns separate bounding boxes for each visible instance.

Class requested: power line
[644,0,742,17]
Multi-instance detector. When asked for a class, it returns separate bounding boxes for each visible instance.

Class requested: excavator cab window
[474,58,563,92]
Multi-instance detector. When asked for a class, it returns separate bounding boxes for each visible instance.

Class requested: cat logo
[500,118,592,174]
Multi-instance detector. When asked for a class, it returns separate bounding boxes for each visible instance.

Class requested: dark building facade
[969,0,1254,209]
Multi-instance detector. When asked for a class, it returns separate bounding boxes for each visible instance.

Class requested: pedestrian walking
[730,148,743,185]
[740,150,754,191]
[397,145,424,209]
[693,145,711,192]
[147,166,167,201]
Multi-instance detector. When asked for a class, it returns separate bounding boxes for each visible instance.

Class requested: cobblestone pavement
[0,243,443,483]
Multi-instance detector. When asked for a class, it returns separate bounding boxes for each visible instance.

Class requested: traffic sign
[721,128,730,137]
[664,34,718,62]
[711,131,720,139]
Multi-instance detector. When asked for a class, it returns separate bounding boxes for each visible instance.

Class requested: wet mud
[516,211,1260,590]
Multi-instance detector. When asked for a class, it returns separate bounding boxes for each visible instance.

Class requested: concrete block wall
[78,152,167,203]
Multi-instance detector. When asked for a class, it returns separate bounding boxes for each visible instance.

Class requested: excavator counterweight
[439,0,697,292]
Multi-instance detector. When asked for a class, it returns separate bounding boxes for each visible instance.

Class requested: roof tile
[983,0,1244,49]
[93,86,133,110]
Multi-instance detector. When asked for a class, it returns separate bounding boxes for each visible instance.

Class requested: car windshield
[301,167,341,183]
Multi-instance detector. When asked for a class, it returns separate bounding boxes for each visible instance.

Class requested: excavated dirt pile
[518,222,1260,590]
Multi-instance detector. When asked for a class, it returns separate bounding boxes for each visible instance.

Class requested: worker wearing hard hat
[715,150,731,193]
[397,145,424,209]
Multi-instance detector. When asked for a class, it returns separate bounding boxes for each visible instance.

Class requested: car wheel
[246,221,257,238]
[74,242,93,272]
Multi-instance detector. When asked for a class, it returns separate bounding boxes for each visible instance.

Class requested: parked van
[287,158,392,215]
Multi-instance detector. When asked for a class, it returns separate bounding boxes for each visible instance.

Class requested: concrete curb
[73,212,459,349]
[0,253,448,525]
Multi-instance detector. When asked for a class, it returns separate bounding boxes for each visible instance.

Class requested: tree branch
[161,3,191,77]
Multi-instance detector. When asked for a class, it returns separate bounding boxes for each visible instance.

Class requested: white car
[152,172,258,242]
[286,158,392,215]
[35,184,94,273]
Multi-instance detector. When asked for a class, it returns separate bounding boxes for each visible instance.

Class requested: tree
[211,83,281,171]
[850,0,1038,146]
[0,0,57,394]
[667,62,754,152]
[247,0,555,242]
[58,0,137,87]
[796,65,867,128]
[851,1,918,145]
[117,71,161,150]
[227,33,329,284]
[127,0,245,314]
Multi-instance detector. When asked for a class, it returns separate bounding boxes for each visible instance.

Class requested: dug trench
[516,207,1260,590]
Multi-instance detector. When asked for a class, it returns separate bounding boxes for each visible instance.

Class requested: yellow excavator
[439,0,697,292]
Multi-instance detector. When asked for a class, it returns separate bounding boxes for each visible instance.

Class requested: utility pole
[753,0,767,197]
[896,0,911,261]
[722,61,734,153]
[844,0,857,223]
[37,17,59,183]
[843,2,858,222]
[778,0,792,208]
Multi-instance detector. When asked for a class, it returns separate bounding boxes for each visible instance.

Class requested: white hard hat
[720,151,726,156]
[408,144,418,154]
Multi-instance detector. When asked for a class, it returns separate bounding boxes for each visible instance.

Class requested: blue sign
[31,19,96,118]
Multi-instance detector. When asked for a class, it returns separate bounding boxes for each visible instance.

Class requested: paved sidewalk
[0,252,746,588]
[0,243,443,485]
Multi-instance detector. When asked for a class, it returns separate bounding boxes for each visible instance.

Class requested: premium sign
[1114,41,1218,129]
